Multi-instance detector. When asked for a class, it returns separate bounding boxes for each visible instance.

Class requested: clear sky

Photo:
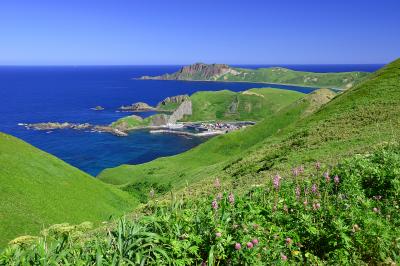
[0,0,399,65]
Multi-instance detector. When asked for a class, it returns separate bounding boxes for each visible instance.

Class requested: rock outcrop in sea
[119,102,154,111]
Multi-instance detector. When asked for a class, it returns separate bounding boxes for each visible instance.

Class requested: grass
[2,146,399,264]
[110,115,150,130]
[182,88,305,122]
[0,133,138,247]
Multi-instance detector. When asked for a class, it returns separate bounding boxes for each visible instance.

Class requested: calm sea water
[0,64,382,176]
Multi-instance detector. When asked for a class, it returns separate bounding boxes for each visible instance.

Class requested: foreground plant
[1,146,400,265]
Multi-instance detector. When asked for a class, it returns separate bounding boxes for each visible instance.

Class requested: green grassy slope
[183,88,305,122]
[224,58,400,180]
[219,67,369,88]
[98,88,334,187]
[0,133,137,246]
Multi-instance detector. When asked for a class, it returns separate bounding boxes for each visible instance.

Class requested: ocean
[0,64,382,176]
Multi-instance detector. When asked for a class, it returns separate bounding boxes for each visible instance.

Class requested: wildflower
[373,195,382,200]
[201,261,206,266]
[315,161,321,170]
[149,188,155,198]
[273,174,281,190]
[295,186,301,199]
[312,202,321,210]
[235,243,241,250]
[212,200,218,210]
[253,223,259,229]
[281,253,288,261]
[324,172,330,183]
[283,204,288,213]
[215,232,222,238]
[334,175,340,185]
[246,242,254,249]
[286,237,292,245]
[373,207,379,213]
[232,224,239,229]
[311,184,318,194]
[214,178,221,189]
[252,238,259,245]
[228,192,235,205]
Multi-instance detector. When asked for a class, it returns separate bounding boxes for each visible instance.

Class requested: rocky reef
[21,122,128,137]
[91,106,104,111]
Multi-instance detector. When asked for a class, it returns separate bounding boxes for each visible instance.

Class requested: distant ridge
[140,62,370,89]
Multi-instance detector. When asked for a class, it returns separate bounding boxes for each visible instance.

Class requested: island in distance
[140,62,370,89]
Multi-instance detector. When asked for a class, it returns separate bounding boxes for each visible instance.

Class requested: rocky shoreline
[20,122,129,137]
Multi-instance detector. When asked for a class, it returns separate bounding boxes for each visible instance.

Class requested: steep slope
[224,58,400,179]
[98,88,333,188]
[140,63,370,89]
[0,133,137,246]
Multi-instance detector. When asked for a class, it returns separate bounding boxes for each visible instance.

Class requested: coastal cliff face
[141,63,238,81]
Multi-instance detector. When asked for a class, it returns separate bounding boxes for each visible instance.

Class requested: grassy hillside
[183,88,305,122]
[98,88,335,187]
[0,132,137,246]
[218,67,369,88]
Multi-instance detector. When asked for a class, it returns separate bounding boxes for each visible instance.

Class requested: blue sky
[0,0,399,65]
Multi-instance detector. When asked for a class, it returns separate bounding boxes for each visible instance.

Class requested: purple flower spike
[228,192,235,205]
[212,200,218,210]
[324,172,330,183]
[334,175,340,185]
[311,184,318,194]
[273,174,281,190]
[235,243,241,250]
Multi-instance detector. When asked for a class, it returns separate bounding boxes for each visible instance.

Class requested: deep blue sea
[0,64,383,176]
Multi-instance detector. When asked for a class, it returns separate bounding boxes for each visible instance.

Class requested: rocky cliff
[141,63,239,81]
[119,102,154,111]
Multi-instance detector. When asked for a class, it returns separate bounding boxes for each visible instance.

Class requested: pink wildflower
[215,232,222,238]
[281,253,288,261]
[252,238,259,245]
[228,192,235,205]
[334,175,340,185]
[315,161,321,170]
[235,243,241,250]
[299,165,304,174]
[286,237,292,245]
[292,167,299,177]
[311,184,318,194]
[273,174,281,190]
[246,242,254,249]
[324,172,330,183]
[313,202,321,210]
[212,200,218,210]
